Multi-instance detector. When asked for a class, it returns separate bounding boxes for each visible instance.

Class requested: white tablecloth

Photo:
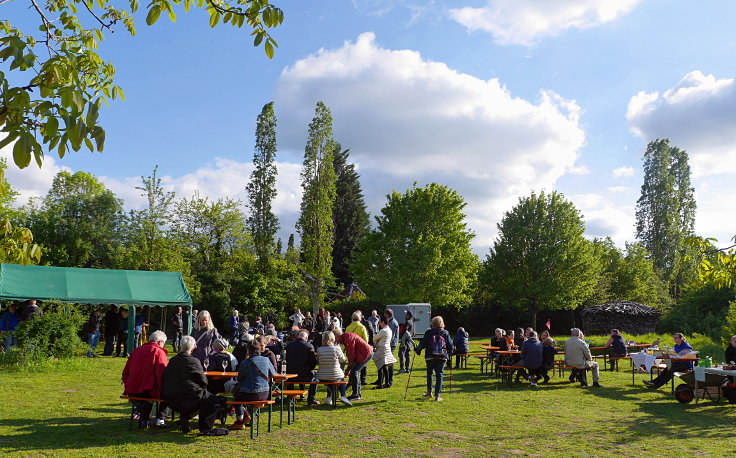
[631,352,658,373]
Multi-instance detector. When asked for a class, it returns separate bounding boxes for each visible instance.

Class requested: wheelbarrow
[673,369,724,403]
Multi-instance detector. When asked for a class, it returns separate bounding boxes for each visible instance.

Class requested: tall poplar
[296,102,337,315]
[332,146,370,287]
[635,138,696,296]
[246,101,279,272]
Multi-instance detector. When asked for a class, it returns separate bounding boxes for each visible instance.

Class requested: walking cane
[403,353,416,400]
[449,362,453,393]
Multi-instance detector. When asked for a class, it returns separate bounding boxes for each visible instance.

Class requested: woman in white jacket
[373,317,397,388]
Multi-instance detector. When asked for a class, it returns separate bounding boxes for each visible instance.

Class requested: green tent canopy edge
[0,263,192,307]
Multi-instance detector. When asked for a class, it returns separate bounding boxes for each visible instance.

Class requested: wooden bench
[120,395,170,430]
[608,355,631,372]
[497,365,527,386]
[225,400,276,439]
[272,389,308,425]
[284,381,348,410]
[473,354,492,374]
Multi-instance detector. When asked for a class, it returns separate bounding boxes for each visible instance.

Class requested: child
[451,327,469,369]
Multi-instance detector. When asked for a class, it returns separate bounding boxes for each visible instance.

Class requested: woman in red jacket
[334,328,373,401]
[122,330,169,428]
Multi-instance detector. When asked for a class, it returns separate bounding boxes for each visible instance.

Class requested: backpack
[430,331,447,357]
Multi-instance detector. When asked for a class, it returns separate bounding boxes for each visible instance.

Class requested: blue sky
[4,0,736,254]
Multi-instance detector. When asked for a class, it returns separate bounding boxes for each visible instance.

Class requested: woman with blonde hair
[415,316,453,401]
[191,310,220,365]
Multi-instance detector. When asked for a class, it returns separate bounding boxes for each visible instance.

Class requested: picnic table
[205,371,238,379]
[495,350,520,368]
[630,352,699,391]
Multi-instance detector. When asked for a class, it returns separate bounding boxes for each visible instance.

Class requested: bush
[659,285,735,340]
[12,311,85,359]
[721,300,736,346]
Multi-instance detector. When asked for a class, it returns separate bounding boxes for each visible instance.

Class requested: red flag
[546,319,551,331]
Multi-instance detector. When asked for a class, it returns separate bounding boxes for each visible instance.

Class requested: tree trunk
[529,306,537,331]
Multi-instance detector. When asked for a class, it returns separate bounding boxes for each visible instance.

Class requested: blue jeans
[425,358,445,397]
[349,354,373,397]
[3,334,16,350]
[87,332,100,357]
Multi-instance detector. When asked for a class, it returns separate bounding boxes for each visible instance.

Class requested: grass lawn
[2,335,736,457]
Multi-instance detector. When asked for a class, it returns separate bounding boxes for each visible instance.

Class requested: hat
[212,338,229,351]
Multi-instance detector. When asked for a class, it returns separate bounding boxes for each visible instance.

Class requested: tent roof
[0,263,192,307]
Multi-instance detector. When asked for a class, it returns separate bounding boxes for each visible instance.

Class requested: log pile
[581,301,660,335]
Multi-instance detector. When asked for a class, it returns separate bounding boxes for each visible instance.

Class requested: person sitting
[726,335,736,365]
[516,330,544,386]
[373,317,397,389]
[514,327,526,348]
[539,329,550,342]
[316,331,353,406]
[229,341,276,430]
[285,330,319,406]
[207,338,238,395]
[255,335,278,371]
[452,327,470,369]
[121,330,170,428]
[502,330,517,351]
[335,328,373,401]
[604,329,628,371]
[161,335,227,434]
[540,337,558,384]
[565,328,603,388]
[190,310,220,366]
[645,333,695,390]
[491,328,505,348]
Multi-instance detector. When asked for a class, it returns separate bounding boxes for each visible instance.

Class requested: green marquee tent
[0,263,193,352]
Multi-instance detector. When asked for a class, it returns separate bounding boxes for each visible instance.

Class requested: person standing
[116,309,129,357]
[84,309,102,358]
[415,316,453,401]
[335,328,373,401]
[384,309,400,354]
[398,311,415,374]
[0,304,20,350]
[170,306,184,351]
[345,311,368,343]
[190,310,220,366]
[289,308,305,328]
[367,310,380,336]
[228,310,240,343]
[122,330,170,428]
[373,317,397,389]
[133,312,146,350]
[102,306,119,356]
[21,299,42,321]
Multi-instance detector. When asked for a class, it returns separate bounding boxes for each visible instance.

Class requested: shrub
[721,300,736,346]
[659,284,735,340]
[12,311,85,359]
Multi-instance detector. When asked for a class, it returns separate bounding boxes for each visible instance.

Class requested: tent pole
[187,304,193,335]
[127,305,136,356]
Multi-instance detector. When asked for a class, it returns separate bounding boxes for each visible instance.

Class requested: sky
[3,0,736,255]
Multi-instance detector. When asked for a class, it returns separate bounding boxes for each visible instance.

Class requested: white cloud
[607,186,629,194]
[612,166,635,178]
[0,145,71,205]
[627,71,736,177]
[569,193,635,245]
[449,0,642,46]
[275,32,586,252]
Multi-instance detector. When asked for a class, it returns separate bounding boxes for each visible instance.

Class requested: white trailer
[388,303,431,337]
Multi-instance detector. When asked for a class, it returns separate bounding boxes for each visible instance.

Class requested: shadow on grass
[0,413,203,452]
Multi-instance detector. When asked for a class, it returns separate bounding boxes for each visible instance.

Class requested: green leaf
[45,117,59,137]
[13,135,31,168]
[264,40,274,59]
[0,132,18,150]
[146,5,162,26]
[209,11,220,28]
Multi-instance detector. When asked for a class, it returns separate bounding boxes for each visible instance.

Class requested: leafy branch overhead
[0,0,284,169]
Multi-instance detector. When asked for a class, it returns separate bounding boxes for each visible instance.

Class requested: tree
[25,170,124,267]
[296,102,337,315]
[1,0,284,169]
[331,146,369,287]
[687,235,736,289]
[351,183,478,308]
[610,242,672,309]
[635,139,696,297]
[483,191,597,329]
[170,192,248,322]
[246,101,279,272]
[0,161,41,264]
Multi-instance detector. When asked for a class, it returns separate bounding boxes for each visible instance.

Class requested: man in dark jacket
[517,331,544,386]
[170,307,184,351]
[84,309,102,358]
[285,330,319,405]
[102,306,119,356]
[162,335,226,434]
[384,308,400,353]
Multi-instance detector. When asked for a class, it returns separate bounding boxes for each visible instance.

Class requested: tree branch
[30,0,55,55]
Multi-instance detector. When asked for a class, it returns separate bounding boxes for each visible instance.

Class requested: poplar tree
[635,139,696,296]
[246,102,279,272]
[296,102,337,314]
[332,146,369,287]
